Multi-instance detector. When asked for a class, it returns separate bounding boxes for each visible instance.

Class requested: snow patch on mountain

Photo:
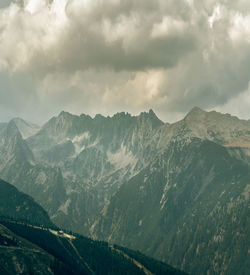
[72,132,90,143]
[35,171,47,185]
[69,132,90,155]
[160,181,171,210]
[107,145,137,171]
[74,144,86,155]
[58,199,71,215]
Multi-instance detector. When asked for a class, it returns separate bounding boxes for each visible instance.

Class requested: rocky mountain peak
[94,113,105,120]
[56,111,77,124]
[58,110,72,117]
[184,106,206,120]
[0,120,35,165]
[149,108,157,117]
[137,109,164,129]
[41,111,79,138]
[112,112,131,119]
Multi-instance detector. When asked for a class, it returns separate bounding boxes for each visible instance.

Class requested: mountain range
[0,107,249,274]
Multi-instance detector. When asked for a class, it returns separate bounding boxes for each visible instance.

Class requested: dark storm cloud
[22,0,195,73]
[0,0,250,123]
[0,0,12,9]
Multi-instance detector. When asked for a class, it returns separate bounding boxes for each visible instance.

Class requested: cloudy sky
[0,0,250,124]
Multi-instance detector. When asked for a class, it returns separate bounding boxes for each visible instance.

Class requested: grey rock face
[25,110,164,233]
[92,138,250,274]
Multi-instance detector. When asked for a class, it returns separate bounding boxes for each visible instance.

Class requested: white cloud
[229,13,250,43]
[208,5,222,28]
[151,16,187,38]
[0,0,68,71]
[25,0,47,14]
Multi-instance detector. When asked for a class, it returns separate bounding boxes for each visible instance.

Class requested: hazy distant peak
[12,117,30,125]
[11,117,40,139]
[0,119,35,165]
[56,111,93,125]
[5,119,21,137]
[0,120,23,148]
[51,111,80,127]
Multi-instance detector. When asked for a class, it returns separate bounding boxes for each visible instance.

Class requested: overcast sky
[0,0,250,124]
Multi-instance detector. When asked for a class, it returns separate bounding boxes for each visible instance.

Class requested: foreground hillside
[0,218,186,275]
[0,179,54,228]
[0,179,186,274]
